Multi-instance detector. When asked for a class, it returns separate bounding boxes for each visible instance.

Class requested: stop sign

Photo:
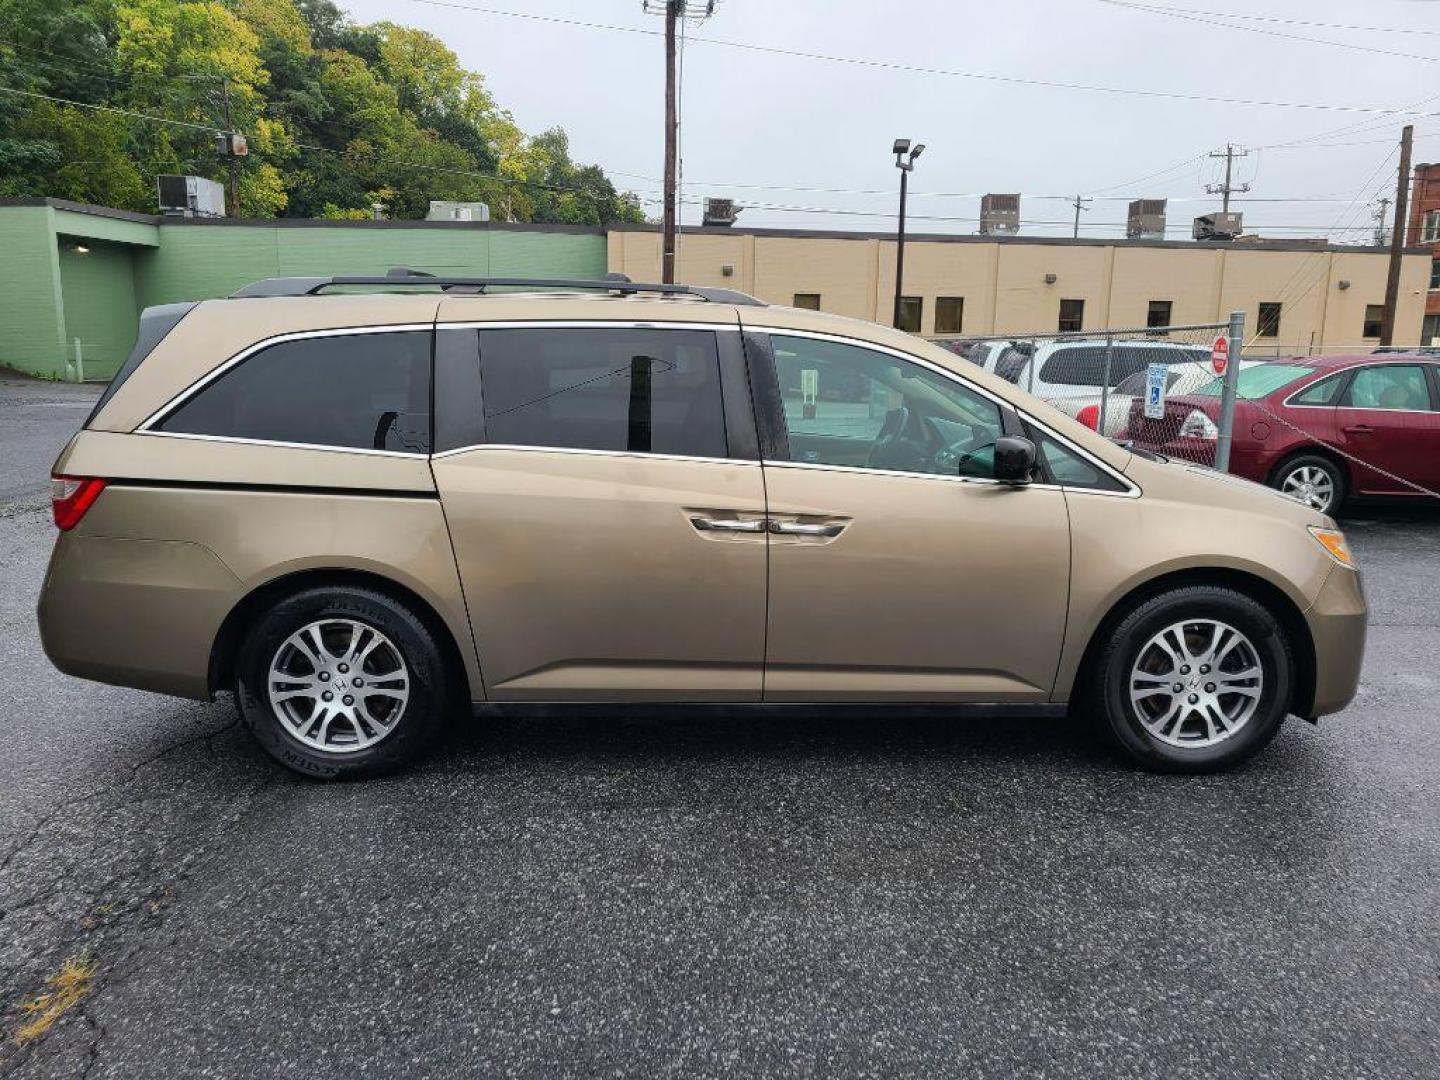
[1211,335,1229,376]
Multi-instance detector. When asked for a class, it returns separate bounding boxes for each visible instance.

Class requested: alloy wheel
[267,618,410,753]
[1279,464,1334,512]
[1128,619,1264,748]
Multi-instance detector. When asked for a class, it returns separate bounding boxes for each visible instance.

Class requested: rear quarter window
[153,330,432,452]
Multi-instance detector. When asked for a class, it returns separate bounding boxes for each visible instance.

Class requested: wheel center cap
[332,676,349,692]
[1187,676,1202,690]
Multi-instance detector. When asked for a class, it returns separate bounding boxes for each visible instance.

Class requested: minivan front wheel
[236,586,453,779]
[1090,586,1293,772]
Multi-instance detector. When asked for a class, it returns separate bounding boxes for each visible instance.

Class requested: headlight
[1309,526,1356,569]
[1179,409,1218,441]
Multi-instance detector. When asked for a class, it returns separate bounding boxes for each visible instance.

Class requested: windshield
[1191,364,1313,400]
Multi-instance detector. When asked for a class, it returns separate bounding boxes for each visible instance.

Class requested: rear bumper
[1302,563,1368,718]
[38,532,241,700]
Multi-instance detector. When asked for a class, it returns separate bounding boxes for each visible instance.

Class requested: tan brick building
[609,225,1432,352]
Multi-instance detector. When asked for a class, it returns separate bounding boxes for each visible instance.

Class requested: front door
[1335,363,1432,496]
[749,331,1072,702]
[430,323,768,701]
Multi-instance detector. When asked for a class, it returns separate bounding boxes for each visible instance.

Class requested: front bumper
[1302,562,1368,718]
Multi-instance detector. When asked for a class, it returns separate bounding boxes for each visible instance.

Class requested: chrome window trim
[1301,361,1440,414]
[746,324,1141,498]
[137,323,435,434]
[138,430,426,458]
[429,443,751,467]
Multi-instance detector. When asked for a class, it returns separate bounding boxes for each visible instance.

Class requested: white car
[1083,360,1264,436]
[996,339,1213,421]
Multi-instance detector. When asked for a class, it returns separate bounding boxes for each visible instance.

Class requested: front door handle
[1343,424,1374,436]
[767,519,847,538]
[689,515,766,533]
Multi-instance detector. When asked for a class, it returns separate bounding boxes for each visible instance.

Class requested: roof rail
[229,269,765,306]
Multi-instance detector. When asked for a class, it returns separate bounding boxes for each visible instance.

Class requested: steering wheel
[867,406,934,472]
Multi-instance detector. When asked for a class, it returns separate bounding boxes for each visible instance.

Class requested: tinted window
[1038,345,1207,389]
[156,331,431,452]
[994,349,1031,384]
[477,328,727,457]
[771,335,1003,478]
[1343,365,1431,411]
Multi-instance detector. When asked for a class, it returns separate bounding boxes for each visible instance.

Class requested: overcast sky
[338,0,1438,243]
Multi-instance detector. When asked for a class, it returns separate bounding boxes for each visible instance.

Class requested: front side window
[155,330,431,452]
[770,335,1003,479]
[1032,431,1126,492]
[1343,365,1432,411]
[476,327,727,457]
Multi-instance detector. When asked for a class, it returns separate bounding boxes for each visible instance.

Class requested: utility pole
[1373,196,1391,247]
[661,1,678,283]
[1206,143,1251,212]
[220,78,238,219]
[645,1,716,283]
[1070,194,1092,239]
[1380,125,1414,347]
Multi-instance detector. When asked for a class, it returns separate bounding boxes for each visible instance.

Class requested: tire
[1087,585,1293,773]
[1271,453,1345,516]
[235,586,454,780]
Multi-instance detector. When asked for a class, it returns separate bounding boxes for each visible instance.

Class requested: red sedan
[1125,353,1440,515]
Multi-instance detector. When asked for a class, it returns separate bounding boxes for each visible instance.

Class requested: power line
[1103,4,1440,36]
[1098,0,1440,63]
[393,0,1440,118]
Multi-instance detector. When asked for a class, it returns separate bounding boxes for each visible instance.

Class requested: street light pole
[892,138,924,330]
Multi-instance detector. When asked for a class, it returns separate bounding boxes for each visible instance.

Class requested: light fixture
[1337,279,1351,290]
[892,138,911,156]
[721,263,734,277]
[911,143,926,161]
[1044,273,1057,284]
[75,245,89,254]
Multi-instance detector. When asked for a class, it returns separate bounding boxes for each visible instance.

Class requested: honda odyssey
[39,273,1367,778]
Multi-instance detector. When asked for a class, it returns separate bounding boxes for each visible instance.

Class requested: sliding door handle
[689,515,766,533]
[767,519,847,537]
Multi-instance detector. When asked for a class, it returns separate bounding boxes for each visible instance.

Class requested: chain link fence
[930,321,1235,468]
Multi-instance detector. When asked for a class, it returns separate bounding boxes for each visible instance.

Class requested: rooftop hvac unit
[702,197,740,226]
[980,193,1020,236]
[157,175,226,218]
[1127,198,1167,240]
[1193,212,1243,241]
[426,200,491,222]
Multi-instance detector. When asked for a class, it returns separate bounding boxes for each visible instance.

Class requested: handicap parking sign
[1144,363,1168,419]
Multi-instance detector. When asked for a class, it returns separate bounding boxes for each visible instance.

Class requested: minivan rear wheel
[235,586,453,779]
[1088,586,1293,772]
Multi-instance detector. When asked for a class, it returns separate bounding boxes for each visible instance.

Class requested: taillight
[51,476,106,531]
[1076,404,1100,431]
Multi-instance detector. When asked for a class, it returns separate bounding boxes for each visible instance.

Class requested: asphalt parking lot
[1,373,1436,1078]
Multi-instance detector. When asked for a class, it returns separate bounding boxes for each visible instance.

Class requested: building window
[1146,300,1173,329]
[1430,257,1440,290]
[793,293,821,310]
[1363,304,1385,339]
[1257,302,1282,338]
[1058,298,1085,334]
[934,296,964,335]
[896,296,923,334]
[1423,210,1440,244]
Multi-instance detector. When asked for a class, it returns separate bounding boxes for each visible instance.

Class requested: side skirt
[471,701,1069,721]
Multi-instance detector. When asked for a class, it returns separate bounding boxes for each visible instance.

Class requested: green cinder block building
[0,199,609,381]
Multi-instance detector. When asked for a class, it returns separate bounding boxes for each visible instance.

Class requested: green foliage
[0,0,646,223]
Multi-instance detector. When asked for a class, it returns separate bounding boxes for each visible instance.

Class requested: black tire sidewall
[1272,454,1345,515]
[1098,587,1292,772]
[236,587,451,779]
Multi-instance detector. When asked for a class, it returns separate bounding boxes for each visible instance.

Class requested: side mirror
[993,435,1037,485]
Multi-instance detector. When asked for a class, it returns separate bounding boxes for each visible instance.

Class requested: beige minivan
[39,274,1367,779]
